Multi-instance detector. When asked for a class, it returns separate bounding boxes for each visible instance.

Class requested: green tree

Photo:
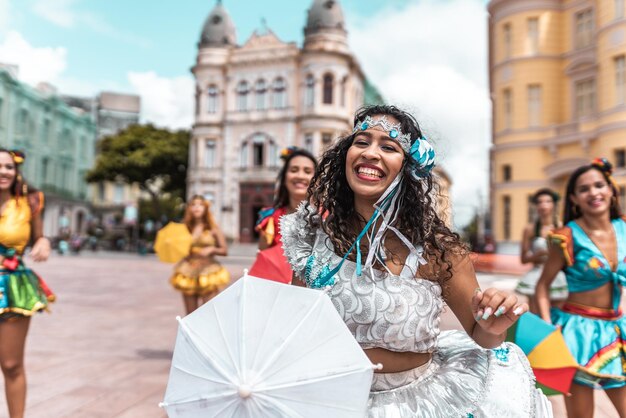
[86,124,189,219]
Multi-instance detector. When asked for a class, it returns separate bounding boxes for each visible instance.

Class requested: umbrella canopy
[161,275,376,417]
[249,245,292,284]
[154,222,193,263]
[506,312,578,395]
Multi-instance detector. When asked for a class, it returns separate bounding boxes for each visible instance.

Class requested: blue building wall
[0,69,97,237]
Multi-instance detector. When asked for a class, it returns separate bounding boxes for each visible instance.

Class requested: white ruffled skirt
[516,266,568,300]
[368,331,553,417]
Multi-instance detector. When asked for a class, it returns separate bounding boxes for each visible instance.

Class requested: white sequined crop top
[281,204,443,353]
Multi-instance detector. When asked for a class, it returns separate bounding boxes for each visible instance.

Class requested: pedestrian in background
[282,105,551,416]
[255,146,317,251]
[536,158,626,417]
[0,149,53,418]
[516,188,568,313]
[169,195,229,314]
[252,147,316,283]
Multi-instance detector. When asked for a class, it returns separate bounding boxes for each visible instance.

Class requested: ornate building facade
[188,0,370,241]
[488,0,626,247]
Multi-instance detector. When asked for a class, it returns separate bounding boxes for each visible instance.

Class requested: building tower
[488,0,626,248]
[188,0,366,242]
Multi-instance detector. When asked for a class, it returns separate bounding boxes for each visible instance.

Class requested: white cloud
[128,71,194,130]
[0,30,67,86]
[348,0,490,228]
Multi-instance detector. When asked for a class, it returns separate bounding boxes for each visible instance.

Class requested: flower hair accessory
[9,150,25,165]
[409,137,436,177]
[591,157,618,189]
[280,146,298,161]
[591,157,613,175]
[353,116,436,176]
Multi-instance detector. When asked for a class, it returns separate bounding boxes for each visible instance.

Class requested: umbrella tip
[176,316,182,322]
[158,402,165,408]
[373,363,383,371]
[243,268,249,276]
[238,384,253,398]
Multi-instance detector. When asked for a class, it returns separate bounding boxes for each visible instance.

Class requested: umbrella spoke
[259,366,372,396]
[173,364,232,386]
[179,320,237,385]
[165,389,237,406]
[250,286,282,371]
[254,292,326,378]
[213,302,243,377]
[259,375,368,412]
[254,393,307,418]
[256,326,344,384]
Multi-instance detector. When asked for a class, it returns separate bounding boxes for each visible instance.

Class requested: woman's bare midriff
[365,347,432,374]
[565,282,617,310]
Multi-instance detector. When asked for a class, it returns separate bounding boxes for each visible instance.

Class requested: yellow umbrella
[154,222,192,263]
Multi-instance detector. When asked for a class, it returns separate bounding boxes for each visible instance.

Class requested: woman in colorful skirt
[281,105,552,417]
[0,149,53,418]
[517,188,568,313]
[536,158,626,417]
[170,195,229,315]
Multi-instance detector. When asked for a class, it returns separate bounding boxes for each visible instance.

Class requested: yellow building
[488,0,626,247]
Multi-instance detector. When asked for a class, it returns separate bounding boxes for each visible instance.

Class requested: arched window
[255,79,267,110]
[323,73,334,104]
[272,77,287,109]
[236,81,249,111]
[207,85,218,113]
[252,134,265,167]
[340,76,348,107]
[305,74,315,107]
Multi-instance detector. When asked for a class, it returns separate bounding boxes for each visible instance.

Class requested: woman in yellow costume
[0,149,53,418]
[170,195,229,314]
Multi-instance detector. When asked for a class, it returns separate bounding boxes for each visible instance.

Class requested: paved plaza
[0,249,618,417]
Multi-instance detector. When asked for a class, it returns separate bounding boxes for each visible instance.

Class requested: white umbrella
[160,274,378,418]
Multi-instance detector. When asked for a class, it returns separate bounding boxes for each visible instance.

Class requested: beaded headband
[353,115,411,152]
[352,115,436,176]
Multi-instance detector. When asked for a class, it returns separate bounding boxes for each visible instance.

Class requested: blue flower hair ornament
[409,137,436,177]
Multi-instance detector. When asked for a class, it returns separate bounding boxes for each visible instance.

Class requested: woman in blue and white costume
[536,158,626,417]
[281,105,552,417]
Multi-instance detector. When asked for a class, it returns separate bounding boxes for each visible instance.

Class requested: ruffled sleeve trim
[279,202,317,281]
[548,226,573,267]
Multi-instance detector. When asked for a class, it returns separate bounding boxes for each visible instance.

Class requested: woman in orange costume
[0,149,53,418]
[170,195,229,314]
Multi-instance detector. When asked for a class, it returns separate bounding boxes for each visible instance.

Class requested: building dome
[304,0,346,36]
[198,1,236,48]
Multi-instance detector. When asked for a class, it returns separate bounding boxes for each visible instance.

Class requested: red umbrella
[249,245,292,284]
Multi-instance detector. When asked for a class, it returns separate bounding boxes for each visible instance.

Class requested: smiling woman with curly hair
[281,105,552,417]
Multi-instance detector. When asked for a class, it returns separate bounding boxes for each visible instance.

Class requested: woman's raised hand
[472,288,528,335]
[30,237,51,262]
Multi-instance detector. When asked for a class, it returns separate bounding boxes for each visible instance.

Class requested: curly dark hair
[274,148,317,208]
[305,105,465,284]
[563,159,622,224]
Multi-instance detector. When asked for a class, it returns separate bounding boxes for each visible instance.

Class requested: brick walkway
[0,251,618,417]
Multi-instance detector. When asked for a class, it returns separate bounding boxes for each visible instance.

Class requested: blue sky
[0,0,491,228]
[4,0,415,92]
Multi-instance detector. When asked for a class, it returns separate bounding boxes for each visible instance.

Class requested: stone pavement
[0,250,618,417]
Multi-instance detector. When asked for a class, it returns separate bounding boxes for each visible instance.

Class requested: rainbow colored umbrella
[506,312,578,395]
